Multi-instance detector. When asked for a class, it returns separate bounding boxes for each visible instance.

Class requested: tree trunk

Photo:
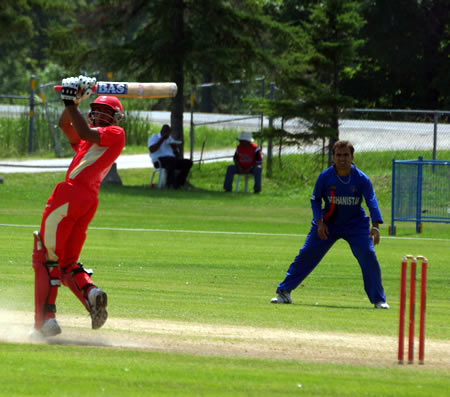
[328,60,340,167]
[170,0,185,157]
[327,104,340,167]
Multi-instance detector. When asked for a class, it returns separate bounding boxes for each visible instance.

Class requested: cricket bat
[54,82,177,99]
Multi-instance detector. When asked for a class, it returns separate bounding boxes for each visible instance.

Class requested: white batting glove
[76,75,96,103]
[61,76,79,102]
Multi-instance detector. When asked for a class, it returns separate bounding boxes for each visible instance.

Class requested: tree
[0,1,37,93]
[342,0,450,109]
[306,0,365,164]
[48,0,277,155]
[0,0,79,94]
[255,0,366,169]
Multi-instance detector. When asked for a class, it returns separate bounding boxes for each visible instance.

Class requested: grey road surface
[1,110,449,174]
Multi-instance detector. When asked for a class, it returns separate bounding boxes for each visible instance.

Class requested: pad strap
[44,303,56,313]
[81,283,95,294]
[62,263,95,297]
[62,263,93,276]
[50,278,61,287]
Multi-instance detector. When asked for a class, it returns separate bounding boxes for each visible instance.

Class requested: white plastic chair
[235,174,253,192]
[150,163,167,188]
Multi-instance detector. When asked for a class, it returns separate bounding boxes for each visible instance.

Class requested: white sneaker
[87,287,108,329]
[374,301,390,309]
[270,290,292,304]
[29,318,62,340]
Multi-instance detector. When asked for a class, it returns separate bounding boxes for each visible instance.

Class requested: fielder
[31,75,126,338]
[271,140,389,309]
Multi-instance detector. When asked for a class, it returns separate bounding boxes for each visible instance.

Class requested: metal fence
[1,77,450,165]
[341,109,450,159]
[0,76,71,157]
[390,157,450,234]
[187,80,450,165]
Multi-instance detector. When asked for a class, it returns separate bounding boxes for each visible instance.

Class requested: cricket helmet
[89,95,123,125]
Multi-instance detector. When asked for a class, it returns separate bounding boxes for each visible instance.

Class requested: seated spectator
[148,124,193,189]
[223,131,263,193]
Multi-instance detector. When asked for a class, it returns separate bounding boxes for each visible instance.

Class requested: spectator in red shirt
[224,131,263,193]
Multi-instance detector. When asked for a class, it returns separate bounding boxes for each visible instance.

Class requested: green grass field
[0,159,449,396]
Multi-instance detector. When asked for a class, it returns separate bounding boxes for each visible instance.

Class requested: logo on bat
[97,83,128,95]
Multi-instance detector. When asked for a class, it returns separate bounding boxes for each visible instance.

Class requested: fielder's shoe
[29,318,62,340]
[271,290,292,304]
[374,301,390,309]
[87,287,108,329]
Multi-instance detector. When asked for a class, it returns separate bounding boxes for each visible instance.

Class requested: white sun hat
[237,131,253,142]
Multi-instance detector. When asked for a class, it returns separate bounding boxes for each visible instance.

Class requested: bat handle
[53,85,97,93]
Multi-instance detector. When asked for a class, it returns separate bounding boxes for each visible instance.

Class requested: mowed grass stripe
[0,223,449,242]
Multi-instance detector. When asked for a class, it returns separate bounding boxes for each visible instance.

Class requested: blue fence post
[416,156,423,233]
[390,158,396,235]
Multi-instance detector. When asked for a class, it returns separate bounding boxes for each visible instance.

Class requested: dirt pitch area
[1,309,448,370]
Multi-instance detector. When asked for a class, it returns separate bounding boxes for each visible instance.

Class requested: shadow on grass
[101,183,219,197]
[296,303,368,310]
[99,183,260,201]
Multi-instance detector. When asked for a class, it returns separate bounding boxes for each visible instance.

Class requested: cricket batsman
[30,75,126,338]
[271,140,389,309]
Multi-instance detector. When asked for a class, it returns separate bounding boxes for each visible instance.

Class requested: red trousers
[33,181,99,328]
[40,181,98,268]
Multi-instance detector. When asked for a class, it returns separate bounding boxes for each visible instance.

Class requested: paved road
[0,149,235,174]
[1,108,449,174]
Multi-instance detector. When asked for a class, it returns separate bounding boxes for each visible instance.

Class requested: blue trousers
[276,224,386,304]
[224,165,262,192]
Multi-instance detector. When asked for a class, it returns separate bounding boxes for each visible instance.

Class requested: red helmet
[90,95,123,125]
[91,95,123,113]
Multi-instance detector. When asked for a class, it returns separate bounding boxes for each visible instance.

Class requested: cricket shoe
[374,301,390,309]
[87,287,108,329]
[29,318,62,340]
[270,290,292,304]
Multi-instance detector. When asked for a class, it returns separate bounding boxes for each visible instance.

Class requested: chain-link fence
[390,157,450,234]
[265,109,450,186]
[0,77,158,159]
[186,80,450,195]
[187,80,449,154]
[2,77,449,172]
[272,111,450,154]
[0,77,72,157]
[188,81,450,180]
[187,79,266,160]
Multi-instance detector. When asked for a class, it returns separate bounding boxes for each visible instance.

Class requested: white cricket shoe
[270,290,292,304]
[374,301,390,309]
[29,318,62,340]
[87,287,108,329]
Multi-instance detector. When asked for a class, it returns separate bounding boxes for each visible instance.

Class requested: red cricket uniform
[34,125,124,328]
[40,125,125,267]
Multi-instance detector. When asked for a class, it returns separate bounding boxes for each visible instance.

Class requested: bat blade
[54,82,177,99]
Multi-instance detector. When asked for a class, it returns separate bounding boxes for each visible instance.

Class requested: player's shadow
[299,303,367,310]
[46,336,111,348]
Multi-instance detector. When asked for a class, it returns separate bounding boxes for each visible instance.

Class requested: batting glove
[61,76,79,103]
[76,75,96,103]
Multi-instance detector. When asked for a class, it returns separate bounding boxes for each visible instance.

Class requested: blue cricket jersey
[310,164,383,229]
